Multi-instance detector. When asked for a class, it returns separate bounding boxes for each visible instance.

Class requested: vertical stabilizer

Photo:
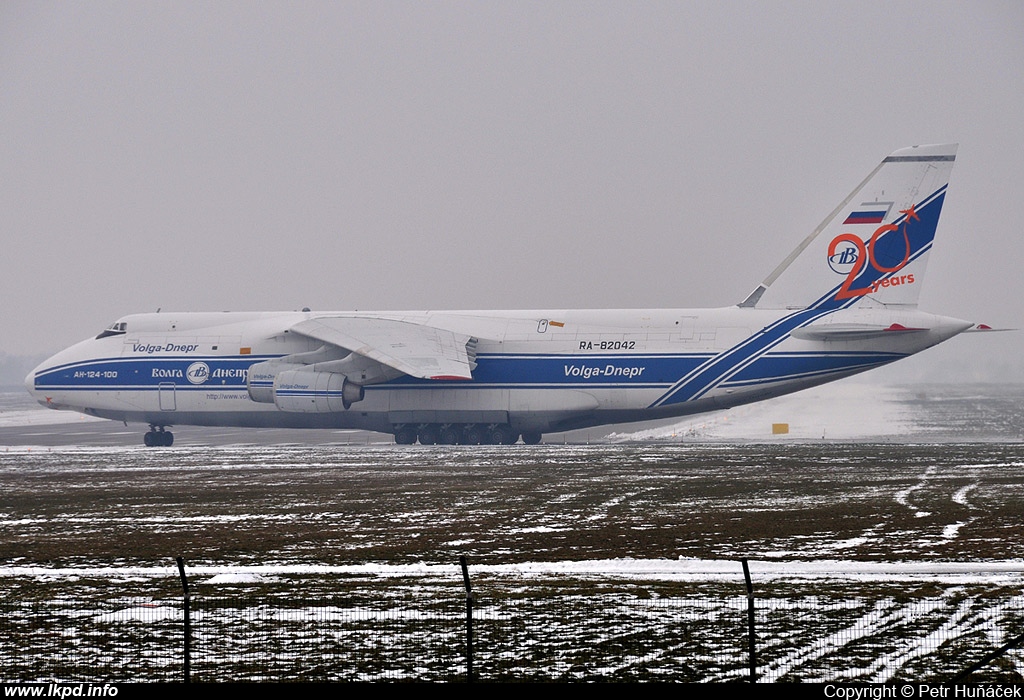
[741,144,957,310]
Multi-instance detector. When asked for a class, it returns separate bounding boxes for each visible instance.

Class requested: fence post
[460,554,474,683]
[176,556,191,684]
[741,558,756,683]
[950,629,1024,683]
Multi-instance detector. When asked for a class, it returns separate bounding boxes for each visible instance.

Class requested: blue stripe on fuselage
[650,187,946,407]
[33,356,276,389]
[721,351,905,387]
[391,354,714,387]
[34,350,910,394]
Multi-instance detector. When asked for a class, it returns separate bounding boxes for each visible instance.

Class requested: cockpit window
[95,321,128,339]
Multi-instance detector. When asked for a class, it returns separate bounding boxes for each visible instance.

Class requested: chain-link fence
[3,566,1023,682]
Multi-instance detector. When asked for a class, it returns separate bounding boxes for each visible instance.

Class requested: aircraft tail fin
[741,144,957,311]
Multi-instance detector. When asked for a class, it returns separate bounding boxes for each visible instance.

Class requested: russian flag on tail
[843,201,893,225]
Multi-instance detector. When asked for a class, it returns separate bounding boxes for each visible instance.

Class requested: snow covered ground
[3,385,1023,681]
[610,382,916,441]
[4,558,1024,583]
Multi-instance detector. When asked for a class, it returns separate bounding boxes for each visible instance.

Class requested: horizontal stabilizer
[961,324,1015,333]
[791,323,929,341]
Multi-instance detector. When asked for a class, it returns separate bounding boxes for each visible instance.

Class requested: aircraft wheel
[489,425,518,445]
[394,426,417,445]
[418,424,440,445]
[439,425,461,445]
[145,429,173,447]
[521,431,542,445]
[463,424,485,445]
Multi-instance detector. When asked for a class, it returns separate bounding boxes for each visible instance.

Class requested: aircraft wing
[291,317,477,380]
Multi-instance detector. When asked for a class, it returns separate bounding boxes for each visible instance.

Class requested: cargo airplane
[27,144,986,446]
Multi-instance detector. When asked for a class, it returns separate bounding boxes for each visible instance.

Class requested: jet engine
[246,359,293,404]
[246,347,400,412]
[271,368,365,412]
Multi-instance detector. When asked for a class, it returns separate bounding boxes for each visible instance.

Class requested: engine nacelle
[248,345,354,404]
[247,360,292,404]
[272,369,365,412]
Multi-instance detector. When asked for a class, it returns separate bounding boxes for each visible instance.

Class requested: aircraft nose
[24,363,49,408]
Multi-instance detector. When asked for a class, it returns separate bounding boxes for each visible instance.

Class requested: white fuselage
[26,306,970,436]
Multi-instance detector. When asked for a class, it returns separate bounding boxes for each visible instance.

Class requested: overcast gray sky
[2,1,1022,380]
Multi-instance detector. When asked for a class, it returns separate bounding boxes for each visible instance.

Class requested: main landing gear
[144,425,174,447]
[393,423,543,446]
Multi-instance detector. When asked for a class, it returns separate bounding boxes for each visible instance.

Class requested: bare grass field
[2,443,1022,566]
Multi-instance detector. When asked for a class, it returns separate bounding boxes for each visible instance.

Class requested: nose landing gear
[144,425,174,447]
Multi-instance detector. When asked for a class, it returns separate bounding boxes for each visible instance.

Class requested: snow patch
[610,382,914,442]
[204,573,269,584]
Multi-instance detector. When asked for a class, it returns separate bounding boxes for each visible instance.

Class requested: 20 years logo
[827,205,918,300]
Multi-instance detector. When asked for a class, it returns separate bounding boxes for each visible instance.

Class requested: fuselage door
[159,382,176,411]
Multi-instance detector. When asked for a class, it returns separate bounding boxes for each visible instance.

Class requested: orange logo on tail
[829,215,914,300]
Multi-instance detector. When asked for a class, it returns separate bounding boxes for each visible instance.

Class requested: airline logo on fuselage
[149,365,249,382]
[133,343,200,354]
[564,364,646,380]
[186,362,210,384]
